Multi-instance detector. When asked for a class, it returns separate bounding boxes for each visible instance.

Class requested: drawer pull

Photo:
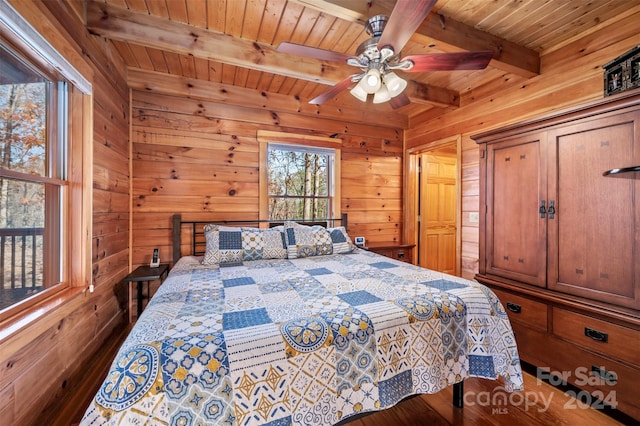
[506,302,521,314]
[584,327,608,343]
[397,252,405,258]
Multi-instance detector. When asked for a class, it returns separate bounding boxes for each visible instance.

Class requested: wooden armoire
[473,89,640,421]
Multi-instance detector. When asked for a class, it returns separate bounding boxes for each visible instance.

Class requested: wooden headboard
[172,213,348,265]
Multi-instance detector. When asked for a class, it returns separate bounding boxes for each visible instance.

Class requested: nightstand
[124,264,169,322]
[366,243,415,264]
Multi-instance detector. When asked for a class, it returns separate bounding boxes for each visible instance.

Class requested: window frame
[0,3,92,323]
[257,130,341,221]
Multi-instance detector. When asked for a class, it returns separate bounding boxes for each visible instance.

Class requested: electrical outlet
[469,212,479,223]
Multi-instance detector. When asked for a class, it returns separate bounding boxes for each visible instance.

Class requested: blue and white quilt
[82,250,523,425]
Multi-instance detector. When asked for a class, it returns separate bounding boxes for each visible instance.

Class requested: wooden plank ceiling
[86,0,640,129]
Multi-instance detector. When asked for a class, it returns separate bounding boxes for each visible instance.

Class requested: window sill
[0,286,87,350]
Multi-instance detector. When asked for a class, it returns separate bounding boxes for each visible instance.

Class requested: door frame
[405,135,462,276]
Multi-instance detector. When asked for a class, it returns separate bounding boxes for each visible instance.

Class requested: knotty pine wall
[131,90,404,268]
[405,10,640,280]
[0,1,129,424]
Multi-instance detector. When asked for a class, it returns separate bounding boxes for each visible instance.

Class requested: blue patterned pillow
[240,228,265,261]
[202,224,243,264]
[284,222,333,258]
[202,225,287,264]
[241,227,287,260]
[327,226,355,254]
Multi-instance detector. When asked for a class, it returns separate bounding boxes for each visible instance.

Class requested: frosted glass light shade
[383,72,407,97]
[373,84,390,103]
[361,68,381,93]
[350,83,368,102]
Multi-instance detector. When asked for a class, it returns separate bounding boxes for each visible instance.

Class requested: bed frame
[171,213,348,265]
[170,212,464,409]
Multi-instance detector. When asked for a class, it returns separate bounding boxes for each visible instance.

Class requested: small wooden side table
[124,264,169,323]
[365,243,415,264]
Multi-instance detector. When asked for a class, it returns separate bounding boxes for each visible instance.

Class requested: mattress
[82,249,523,425]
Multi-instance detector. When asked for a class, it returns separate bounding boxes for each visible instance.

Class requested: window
[0,2,91,319]
[257,131,341,221]
[0,42,65,311]
[267,144,333,220]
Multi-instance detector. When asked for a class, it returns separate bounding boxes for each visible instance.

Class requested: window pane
[0,45,48,177]
[267,145,332,220]
[268,149,328,196]
[269,197,328,220]
[0,178,46,310]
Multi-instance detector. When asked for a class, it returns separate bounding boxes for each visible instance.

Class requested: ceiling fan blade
[389,93,411,110]
[378,0,437,53]
[402,50,494,72]
[277,42,353,63]
[309,75,358,105]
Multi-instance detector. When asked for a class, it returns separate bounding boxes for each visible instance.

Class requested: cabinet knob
[539,200,546,218]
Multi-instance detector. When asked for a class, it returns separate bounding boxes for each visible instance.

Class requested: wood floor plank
[41,324,131,426]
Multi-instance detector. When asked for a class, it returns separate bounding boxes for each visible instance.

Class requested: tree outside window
[267,144,334,220]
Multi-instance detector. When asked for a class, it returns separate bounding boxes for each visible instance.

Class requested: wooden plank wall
[131,88,404,268]
[405,10,640,280]
[0,1,130,424]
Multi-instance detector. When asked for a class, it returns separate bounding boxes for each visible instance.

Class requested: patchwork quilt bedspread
[82,249,523,425]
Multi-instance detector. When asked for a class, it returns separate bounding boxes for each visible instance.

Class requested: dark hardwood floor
[46,323,627,426]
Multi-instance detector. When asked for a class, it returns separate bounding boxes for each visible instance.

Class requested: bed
[81,215,523,425]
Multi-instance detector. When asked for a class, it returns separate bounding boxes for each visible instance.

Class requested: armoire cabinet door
[547,111,640,309]
[485,133,548,287]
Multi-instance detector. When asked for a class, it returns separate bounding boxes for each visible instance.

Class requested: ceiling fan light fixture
[350,83,369,102]
[373,84,391,104]
[361,68,382,93]
[383,71,408,97]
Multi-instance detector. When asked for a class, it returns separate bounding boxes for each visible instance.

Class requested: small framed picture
[606,66,623,93]
[631,57,640,83]
[354,236,365,247]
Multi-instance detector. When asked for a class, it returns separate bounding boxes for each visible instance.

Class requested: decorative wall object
[603,45,640,96]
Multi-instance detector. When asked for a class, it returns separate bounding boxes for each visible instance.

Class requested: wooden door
[485,133,548,287]
[547,111,640,309]
[419,151,457,274]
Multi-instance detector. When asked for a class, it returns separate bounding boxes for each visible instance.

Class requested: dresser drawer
[544,334,640,419]
[492,288,548,332]
[552,308,639,366]
[367,244,414,263]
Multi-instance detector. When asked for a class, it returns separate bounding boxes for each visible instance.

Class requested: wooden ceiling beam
[416,14,539,78]
[291,0,540,78]
[85,0,457,108]
[85,0,347,85]
[405,81,459,108]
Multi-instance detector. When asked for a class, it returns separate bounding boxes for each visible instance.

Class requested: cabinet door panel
[486,135,547,286]
[548,112,640,308]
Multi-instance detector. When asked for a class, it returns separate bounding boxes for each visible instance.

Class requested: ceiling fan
[277,0,494,108]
